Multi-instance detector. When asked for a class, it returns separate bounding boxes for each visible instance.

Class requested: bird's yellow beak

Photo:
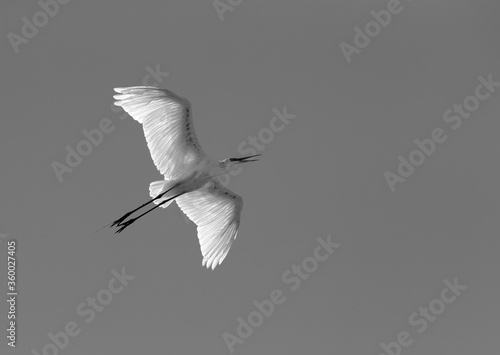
[229,154,261,163]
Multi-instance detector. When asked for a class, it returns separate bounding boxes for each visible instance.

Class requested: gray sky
[1,0,500,354]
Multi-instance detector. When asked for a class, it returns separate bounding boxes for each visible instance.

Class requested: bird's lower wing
[113,86,206,180]
[175,179,243,270]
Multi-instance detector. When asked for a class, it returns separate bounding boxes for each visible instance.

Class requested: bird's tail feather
[149,180,176,208]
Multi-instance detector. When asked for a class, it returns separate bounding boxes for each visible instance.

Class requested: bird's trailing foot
[110,192,185,234]
[109,188,174,229]
[110,213,133,228]
[114,218,137,234]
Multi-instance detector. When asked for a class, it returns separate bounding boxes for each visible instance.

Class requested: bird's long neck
[205,159,227,178]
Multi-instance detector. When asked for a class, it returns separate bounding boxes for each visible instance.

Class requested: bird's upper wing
[175,179,243,269]
[114,86,207,179]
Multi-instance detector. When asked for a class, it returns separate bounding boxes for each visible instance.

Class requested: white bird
[108,86,260,269]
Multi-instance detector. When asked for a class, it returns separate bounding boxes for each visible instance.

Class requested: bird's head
[218,154,261,172]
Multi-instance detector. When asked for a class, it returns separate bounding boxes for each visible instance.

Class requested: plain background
[1,0,500,354]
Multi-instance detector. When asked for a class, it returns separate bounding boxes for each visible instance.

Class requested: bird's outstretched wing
[114,86,207,179]
[175,179,243,269]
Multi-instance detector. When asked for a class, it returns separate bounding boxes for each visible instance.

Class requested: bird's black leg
[111,184,179,228]
[114,192,186,234]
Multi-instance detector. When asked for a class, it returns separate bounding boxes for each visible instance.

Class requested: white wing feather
[176,180,243,269]
[113,86,206,179]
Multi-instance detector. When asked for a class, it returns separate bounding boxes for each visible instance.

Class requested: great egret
[108,86,260,269]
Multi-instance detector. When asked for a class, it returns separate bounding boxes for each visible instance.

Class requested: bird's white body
[111,86,259,269]
[149,158,234,210]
